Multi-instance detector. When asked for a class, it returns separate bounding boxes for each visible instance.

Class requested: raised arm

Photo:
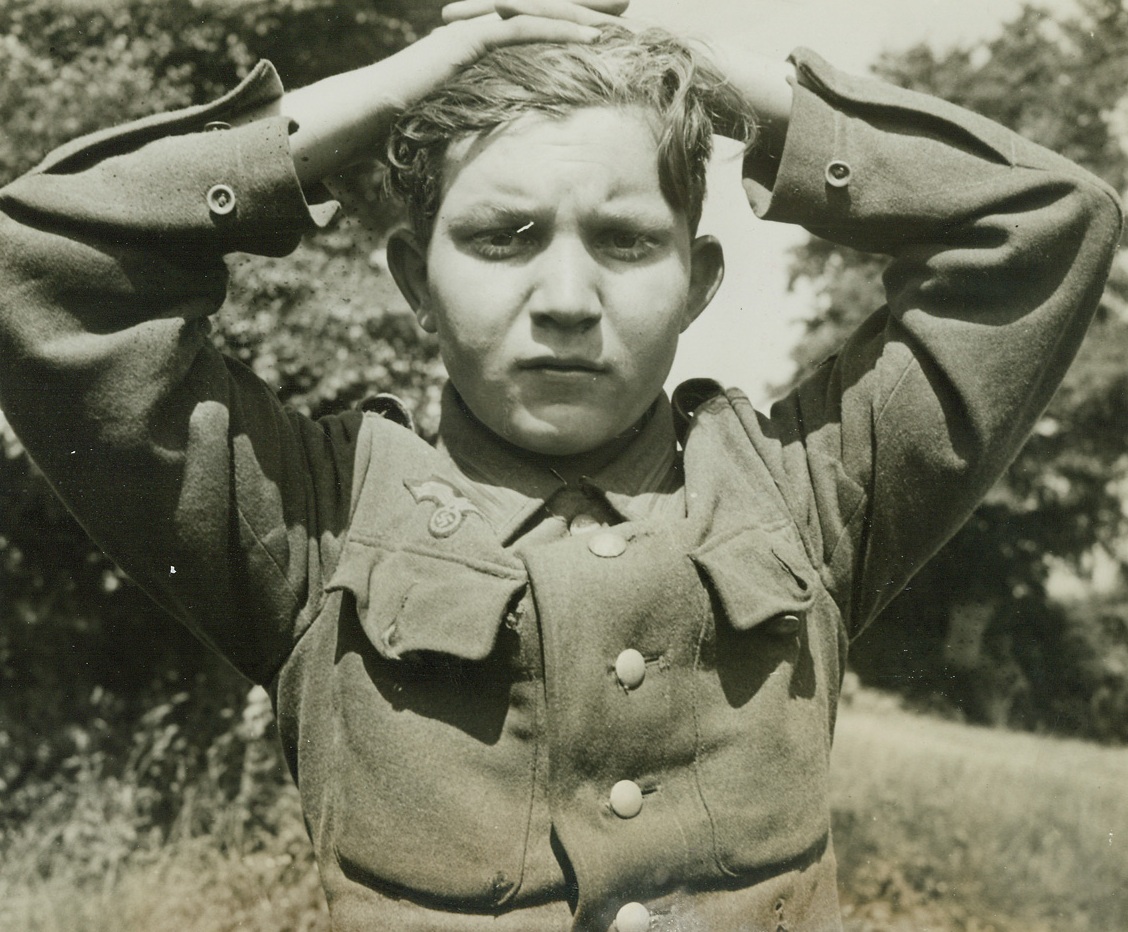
[274,0,622,186]
[718,49,1123,636]
[0,2,620,683]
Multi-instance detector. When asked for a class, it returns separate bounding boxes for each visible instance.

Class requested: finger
[430,14,601,63]
[498,0,628,12]
[442,1,497,24]
[464,14,603,52]
[495,0,626,29]
[443,0,628,25]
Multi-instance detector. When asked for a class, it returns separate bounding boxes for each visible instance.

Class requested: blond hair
[386,26,757,239]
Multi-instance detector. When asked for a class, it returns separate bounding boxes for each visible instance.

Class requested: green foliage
[219,229,443,426]
[786,0,1128,737]
[785,243,887,379]
[874,1,1128,193]
[0,683,331,932]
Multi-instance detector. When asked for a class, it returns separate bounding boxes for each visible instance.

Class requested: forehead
[436,105,671,218]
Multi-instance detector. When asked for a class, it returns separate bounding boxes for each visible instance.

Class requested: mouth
[518,356,608,374]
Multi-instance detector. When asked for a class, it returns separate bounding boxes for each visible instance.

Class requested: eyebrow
[442,199,679,232]
[443,204,546,229]
[592,204,678,229]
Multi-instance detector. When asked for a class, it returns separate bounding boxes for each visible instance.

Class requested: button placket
[824,108,852,190]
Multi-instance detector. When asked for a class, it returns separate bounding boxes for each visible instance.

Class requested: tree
[0,0,447,853]
[786,0,1128,740]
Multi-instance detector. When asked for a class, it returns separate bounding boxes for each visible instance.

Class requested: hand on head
[440,0,630,27]
[427,0,630,71]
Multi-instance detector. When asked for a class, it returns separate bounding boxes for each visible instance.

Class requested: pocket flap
[327,540,527,662]
[690,526,815,633]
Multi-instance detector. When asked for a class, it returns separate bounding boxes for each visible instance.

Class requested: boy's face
[389,105,724,457]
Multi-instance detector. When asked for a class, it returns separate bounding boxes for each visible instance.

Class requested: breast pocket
[688,525,832,875]
[691,524,815,677]
[326,536,527,662]
[322,539,537,907]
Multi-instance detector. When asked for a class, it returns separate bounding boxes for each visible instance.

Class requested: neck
[453,391,656,486]
[521,427,644,486]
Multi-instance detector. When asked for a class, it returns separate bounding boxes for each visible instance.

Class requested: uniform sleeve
[735,49,1123,638]
[0,62,355,684]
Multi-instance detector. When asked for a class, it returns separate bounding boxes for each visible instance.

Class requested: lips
[518,356,607,373]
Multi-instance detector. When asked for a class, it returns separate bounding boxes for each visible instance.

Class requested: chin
[510,430,599,458]
[504,416,612,458]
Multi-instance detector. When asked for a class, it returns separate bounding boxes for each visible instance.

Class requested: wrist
[703,45,794,187]
[281,59,409,185]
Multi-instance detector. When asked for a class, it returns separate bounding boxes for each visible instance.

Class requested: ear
[386,228,437,333]
[683,235,725,332]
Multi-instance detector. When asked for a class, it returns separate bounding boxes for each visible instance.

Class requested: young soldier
[0,1,1120,929]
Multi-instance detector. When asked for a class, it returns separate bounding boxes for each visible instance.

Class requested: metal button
[206,183,236,216]
[504,602,525,632]
[568,513,602,536]
[609,779,643,819]
[588,530,627,558]
[825,159,852,187]
[615,649,646,690]
[615,901,651,932]
[773,613,802,636]
[203,120,231,132]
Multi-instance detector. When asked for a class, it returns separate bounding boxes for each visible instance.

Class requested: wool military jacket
[0,47,1120,932]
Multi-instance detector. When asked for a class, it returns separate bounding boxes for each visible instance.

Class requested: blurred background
[1,1,1126,929]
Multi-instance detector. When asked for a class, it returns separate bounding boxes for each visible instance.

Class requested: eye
[466,222,539,259]
[597,228,661,260]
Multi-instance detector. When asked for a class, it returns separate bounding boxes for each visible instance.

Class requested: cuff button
[825,159,852,187]
[206,183,237,216]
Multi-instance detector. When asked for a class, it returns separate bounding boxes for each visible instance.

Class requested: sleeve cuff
[10,61,336,256]
[32,60,290,175]
[740,46,1029,231]
[742,51,840,223]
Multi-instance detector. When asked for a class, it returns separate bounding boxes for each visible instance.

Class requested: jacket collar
[434,384,683,543]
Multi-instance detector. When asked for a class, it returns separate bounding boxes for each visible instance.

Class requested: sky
[638,0,1076,402]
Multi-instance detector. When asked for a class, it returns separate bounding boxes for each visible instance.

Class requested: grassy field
[832,694,1128,931]
[2,694,1126,932]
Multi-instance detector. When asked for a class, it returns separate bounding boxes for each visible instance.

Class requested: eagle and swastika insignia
[404,477,484,538]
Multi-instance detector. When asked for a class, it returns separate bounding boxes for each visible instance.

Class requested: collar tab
[360,392,415,432]
[672,379,725,446]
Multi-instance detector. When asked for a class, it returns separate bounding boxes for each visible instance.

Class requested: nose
[526,237,602,330]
